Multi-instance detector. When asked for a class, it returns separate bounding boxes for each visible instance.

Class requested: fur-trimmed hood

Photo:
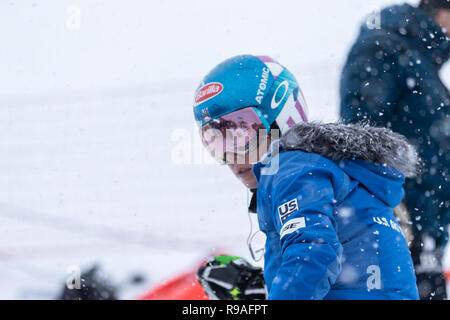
[280,122,420,178]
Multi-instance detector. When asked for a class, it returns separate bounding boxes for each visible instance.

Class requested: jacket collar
[279,122,420,179]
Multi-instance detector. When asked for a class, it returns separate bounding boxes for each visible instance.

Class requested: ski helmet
[193,55,308,135]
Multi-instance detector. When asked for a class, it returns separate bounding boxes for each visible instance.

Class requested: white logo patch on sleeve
[280,217,306,239]
[278,198,299,224]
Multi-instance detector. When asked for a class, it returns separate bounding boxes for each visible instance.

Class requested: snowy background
[0,0,448,299]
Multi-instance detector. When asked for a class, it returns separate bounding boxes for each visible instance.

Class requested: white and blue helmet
[193,54,308,135]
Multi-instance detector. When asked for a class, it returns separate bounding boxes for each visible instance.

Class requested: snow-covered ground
[0,0,448,299]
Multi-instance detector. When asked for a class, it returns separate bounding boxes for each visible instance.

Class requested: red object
[138,268,209,300]
[138,251,230,300]
[138,253,229,300]
[445,270,450,282]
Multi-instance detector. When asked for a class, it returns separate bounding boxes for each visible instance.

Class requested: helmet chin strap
[246,188,265,262]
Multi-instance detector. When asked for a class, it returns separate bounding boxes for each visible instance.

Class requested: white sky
[0,0,414,96]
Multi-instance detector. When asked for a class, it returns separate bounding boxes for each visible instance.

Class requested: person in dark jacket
[340,1,450,299]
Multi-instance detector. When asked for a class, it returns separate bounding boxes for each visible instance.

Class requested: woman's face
[227,161,258,189]
[224,133,272,189]
[200,107,273,189]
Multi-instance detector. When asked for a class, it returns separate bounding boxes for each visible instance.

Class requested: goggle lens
[201,108,269,164]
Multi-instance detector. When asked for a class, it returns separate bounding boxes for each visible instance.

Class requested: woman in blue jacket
[194,55,419,300]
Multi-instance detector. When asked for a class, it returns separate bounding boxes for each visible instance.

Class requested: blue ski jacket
[252,122,420,300]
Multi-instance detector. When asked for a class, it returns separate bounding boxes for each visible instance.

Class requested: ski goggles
[200,107,269,164]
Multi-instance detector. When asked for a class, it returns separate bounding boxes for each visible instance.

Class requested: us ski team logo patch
[278,198,299,224]
[280,217,306,239]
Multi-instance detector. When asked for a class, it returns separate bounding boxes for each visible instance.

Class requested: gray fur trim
[280,122,420,178]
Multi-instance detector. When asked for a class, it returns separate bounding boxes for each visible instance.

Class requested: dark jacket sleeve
[340,33,405,126]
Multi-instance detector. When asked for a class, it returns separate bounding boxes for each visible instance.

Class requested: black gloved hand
[197,255,266,300]
[59,265,117,300]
